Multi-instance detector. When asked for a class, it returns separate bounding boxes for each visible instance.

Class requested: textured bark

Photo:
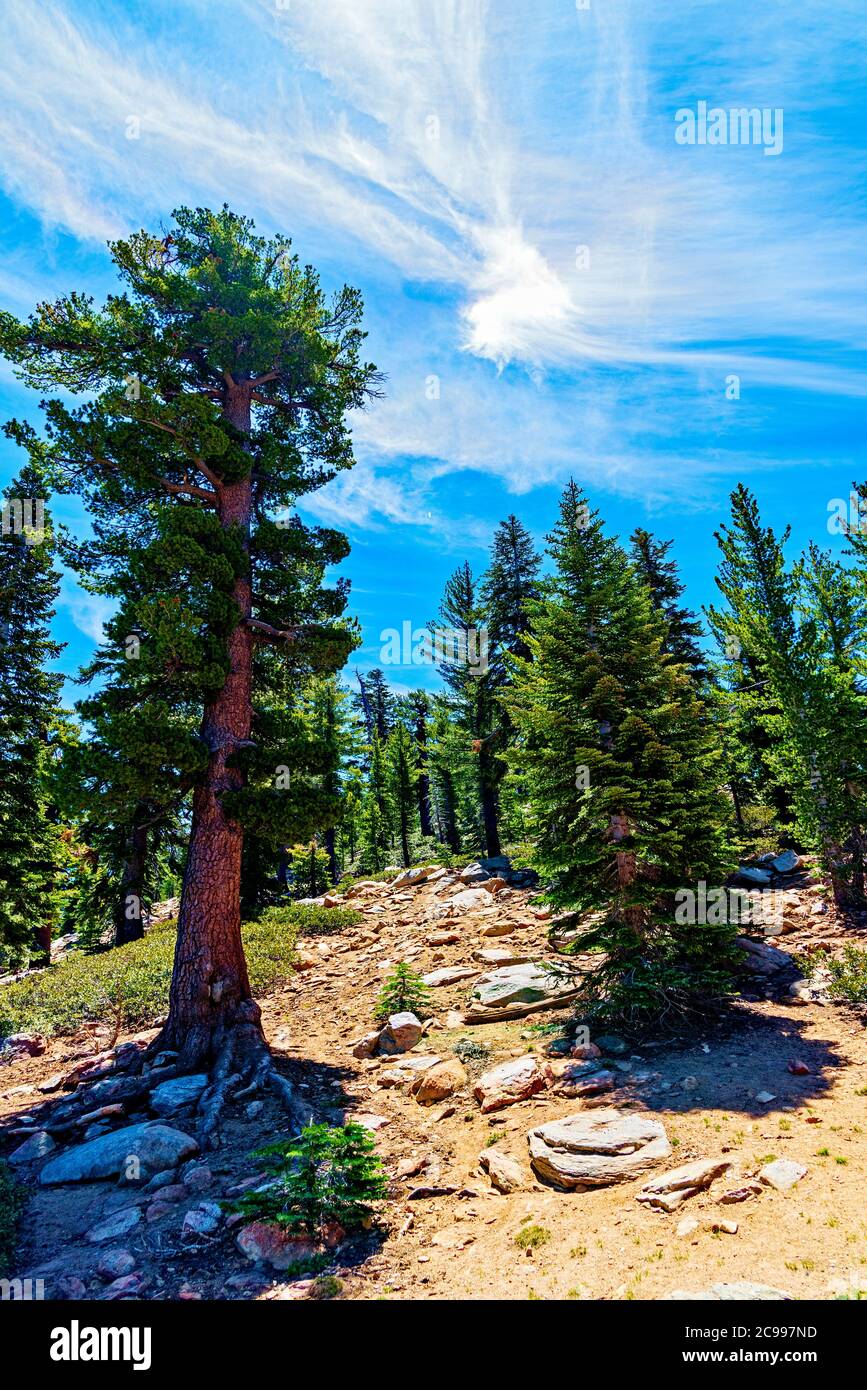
[159,386,262,1067]
[114,823,148,947]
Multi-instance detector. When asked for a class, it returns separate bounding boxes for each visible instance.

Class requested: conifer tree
[387,720,418,867]
[396,690,434,840]
[437,561,501,856]
[508,482,736,1025]
[710,487,867,904]
[0,207,377,1125]
[358,732,394,872]
[0,466,64,967]
[629,527,706,678]
[354,668,394,743]
[427,698,461,853]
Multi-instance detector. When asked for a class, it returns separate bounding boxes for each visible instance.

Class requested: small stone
[760,1158,807,1192]
[182,1162,213,1193]
[351,1031,381,1059]
[182,1202,223,1238]
[97,1249,137,1281]
[676,1216,700,1238]
[101,1273,144,1300]
[380,1012,423,1053]
[718,1182,763,1204]
[595,1034,629,1056]
[705,1218,738,1235]
[86,1206,142,1244]
[145,1168,178,1192]
[637,1157,731,1212]
[479,1148,525,1194]
[755,1090,776,1104]
[411,1058,468,1106]
[246,1100,265,1120]
[474,1055,546,1113]
[56,1276,88,1299]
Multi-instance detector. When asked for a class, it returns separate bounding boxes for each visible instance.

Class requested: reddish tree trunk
[160,387,262,1067]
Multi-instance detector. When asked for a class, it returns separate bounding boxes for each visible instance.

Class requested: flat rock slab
[637,1157,731,1211]
[736,936,793,976]
[40,1122,199,1185]
[664,1282,793,1301]
[447,888,493,913]
[529,1108,670,1189]
[150,1074,208,1116]
[86,1206,143,1244]
[760,1158,807,1192]
[422,966,480,988]
[461,962,583,1023]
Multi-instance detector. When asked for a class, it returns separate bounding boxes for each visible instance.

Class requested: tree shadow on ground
[621,1002,861,1118]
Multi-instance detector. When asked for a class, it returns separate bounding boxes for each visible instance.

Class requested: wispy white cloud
[0,0,864,532]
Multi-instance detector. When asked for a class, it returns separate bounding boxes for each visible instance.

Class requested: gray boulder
[150,1073,208,1117]
[9,1130,55,1164]
[473,962,581,1010]
[529,1107,670,1188]
[40,1122,198,1185]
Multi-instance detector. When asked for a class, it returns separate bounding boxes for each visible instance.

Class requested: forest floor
[2,864,867,1302]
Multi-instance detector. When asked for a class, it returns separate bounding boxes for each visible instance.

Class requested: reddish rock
[236,1221,317,1270]
[411,1058,468,1106]
[473,1055,546,1113]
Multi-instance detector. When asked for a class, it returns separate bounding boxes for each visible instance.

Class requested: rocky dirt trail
[2,858,867,1302]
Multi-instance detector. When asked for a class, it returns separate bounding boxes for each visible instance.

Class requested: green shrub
[374,962,430,1022]
[0,1161,25,1276]
[0,903,359,1038]
[514,1224,551,1251]
[257,903,361,939]
[825,945,867,1003]
[230,1122,388,1237]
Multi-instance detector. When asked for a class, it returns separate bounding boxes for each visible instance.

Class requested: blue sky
[1,0,865,703]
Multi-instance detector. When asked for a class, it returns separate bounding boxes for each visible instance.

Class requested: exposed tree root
[35,1016,312,1151]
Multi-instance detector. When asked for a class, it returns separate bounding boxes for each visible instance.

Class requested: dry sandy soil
[2,866,866,1302]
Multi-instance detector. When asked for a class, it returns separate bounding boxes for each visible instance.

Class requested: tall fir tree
[508,482,737,1025]
[386,722,418,868]
[710,487,867,904]
[0,206,377,1127]
[358,732,394,872]
[629,527,707,678]
[0,466,65,967]
[437,561,502,857]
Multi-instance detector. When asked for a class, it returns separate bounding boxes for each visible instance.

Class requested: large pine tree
[508,482,737,1026]
[0,207,377,1127]
[0,466,64,968]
